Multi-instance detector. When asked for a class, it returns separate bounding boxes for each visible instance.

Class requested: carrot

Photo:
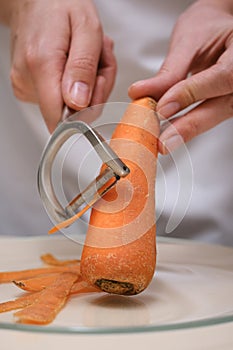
[40,253,80,266]
[0,265,80,283]
[80,97,159,295]
[14,272,78,325]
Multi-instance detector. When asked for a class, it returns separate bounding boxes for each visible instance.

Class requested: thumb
[62,16,103,109]
[128,39,195,101]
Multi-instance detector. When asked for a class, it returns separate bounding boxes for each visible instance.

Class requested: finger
[10,34,38,103]
[62,12,103,110]
[157,48,233,119]
[35,65,64,133]
[97,36,117,102]
[158,93,233,154]
[128,30,194,100]
[89,36,117,106]
[10,64,38,102]
[90,75,106,106]
[11,48,63,132]
[28,45,67,133]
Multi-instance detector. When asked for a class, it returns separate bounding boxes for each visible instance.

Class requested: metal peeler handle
[37,117,130,226]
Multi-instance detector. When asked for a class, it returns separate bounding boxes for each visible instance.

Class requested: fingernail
[128,80,147,94]
[130,80,146,88]
[70,81,91,107]
[157,102,180,118]
[162,135,183,153]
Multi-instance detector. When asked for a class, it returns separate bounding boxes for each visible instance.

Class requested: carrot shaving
[49,174,117,234]
[0,291,41,313]
[13,273,62,292]
[13,275,99,294]
[0,253,102,325]
[0,265,80,283]
[70,280,100,295]
[14,272,78,325]
[40,253,80,266]
[49,203,92,234]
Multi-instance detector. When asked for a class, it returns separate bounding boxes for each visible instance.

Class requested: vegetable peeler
[37,106,130,229]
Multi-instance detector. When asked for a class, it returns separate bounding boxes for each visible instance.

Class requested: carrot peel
[14,272,78,325]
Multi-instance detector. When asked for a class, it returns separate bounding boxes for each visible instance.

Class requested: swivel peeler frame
[37,115,130,227]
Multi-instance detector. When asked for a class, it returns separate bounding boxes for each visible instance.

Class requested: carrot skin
[0,292,42,313]
[14,272,78,325]
[40,253,80,266]
[13,273,62,292]
[0,265,80,283]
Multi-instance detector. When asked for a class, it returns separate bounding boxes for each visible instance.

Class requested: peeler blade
[65,167,118,218]
[38,117,130,228]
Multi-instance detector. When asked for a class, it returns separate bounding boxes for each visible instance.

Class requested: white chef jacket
[0,0,233,246]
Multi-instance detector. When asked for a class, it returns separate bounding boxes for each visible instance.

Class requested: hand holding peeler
[37,106,130,230]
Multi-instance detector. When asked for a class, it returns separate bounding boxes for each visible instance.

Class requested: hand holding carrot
[0,0,116,133]
[129,0,233,154]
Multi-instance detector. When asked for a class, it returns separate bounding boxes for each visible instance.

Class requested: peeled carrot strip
[40,253,80,266]
[13,273,62,292]
[49,203,92,234]
[14,272,78,325]
[0,265,80,283]
[14,275,100,294]
[0,291,41,313]
[49,173,117,234]
[70,280,101,295]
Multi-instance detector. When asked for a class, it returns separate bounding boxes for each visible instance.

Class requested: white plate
[0,235,233,334]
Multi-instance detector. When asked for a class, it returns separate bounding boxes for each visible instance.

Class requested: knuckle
[91,18,103,35]
[10,65,24,91]
[225,68,233,92]
[183,118,199,141]
[70,55,97,75]
[79,13,102,35]
[159,65,182,81]
[11,84,28,102]
[104,35,114,50]
[215,63,233,93]
[182,80,198,105]
[10,65,35,102]
[24,47,39,70]
[24,46,54,72]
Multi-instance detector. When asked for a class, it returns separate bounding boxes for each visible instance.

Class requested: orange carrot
[40,253,80,266]
[14,272,78,325]
[80,97,159,295]
[0,265,80,283]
